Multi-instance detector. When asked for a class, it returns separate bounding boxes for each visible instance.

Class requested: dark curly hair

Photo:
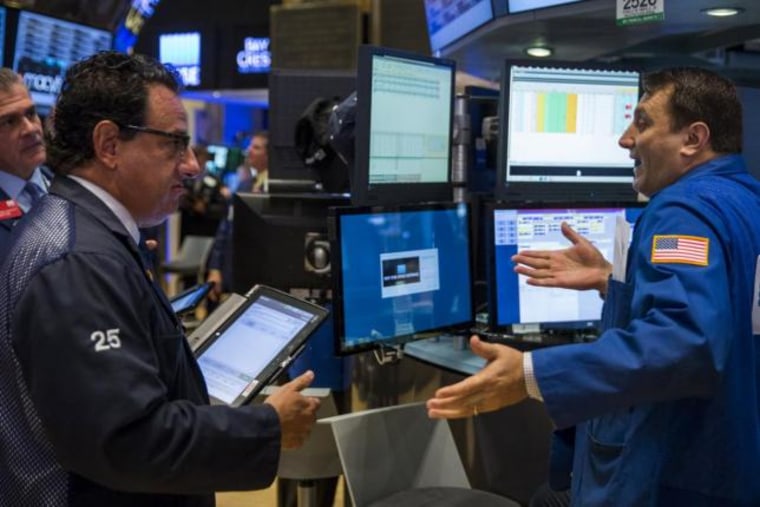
[46,51,183,175]
[643,67,742,154]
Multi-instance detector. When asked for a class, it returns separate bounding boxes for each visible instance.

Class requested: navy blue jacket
[0,176,281,506]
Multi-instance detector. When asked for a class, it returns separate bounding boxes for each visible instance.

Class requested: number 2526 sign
[617,0,664,26]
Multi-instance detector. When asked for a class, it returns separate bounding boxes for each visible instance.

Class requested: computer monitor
[352,45,456,206]
[330,201,473,355]
[496,60,641,202]
[13,10,113,114]
[423,0,493,53]
[232,192,350,294]
[488,201,646,335]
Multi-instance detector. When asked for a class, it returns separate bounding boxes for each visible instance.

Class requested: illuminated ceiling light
[701,7,744,17]
[525,46,553,58]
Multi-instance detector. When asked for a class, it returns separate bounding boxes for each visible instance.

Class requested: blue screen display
[336,203,472,352]
[492,204,644,330]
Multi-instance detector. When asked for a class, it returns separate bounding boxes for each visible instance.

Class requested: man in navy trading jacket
[0,67,49,262]
[428,67,760,506]
[0,52,319,506]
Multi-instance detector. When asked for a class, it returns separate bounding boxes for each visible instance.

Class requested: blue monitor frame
[330,201,473,355]
[487,201,647,334]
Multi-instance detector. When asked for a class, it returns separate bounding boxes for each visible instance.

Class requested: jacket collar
[49,175,139,252]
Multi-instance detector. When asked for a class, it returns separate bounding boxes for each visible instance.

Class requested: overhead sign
[616,0,664,26]
[237,37,271,74]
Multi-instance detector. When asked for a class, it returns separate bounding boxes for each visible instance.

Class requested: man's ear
[681,121,711,157]
[92,120,121,170]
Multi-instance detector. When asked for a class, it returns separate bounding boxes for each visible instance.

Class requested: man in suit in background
[0,68,48,261]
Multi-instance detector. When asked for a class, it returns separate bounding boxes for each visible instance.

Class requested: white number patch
[91,328,122,352]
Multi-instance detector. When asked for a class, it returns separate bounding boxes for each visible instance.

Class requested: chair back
[321,402,469,506]
[179,235,215,269]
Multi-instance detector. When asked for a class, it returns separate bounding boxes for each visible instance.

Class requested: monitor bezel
[231,192,350,294]
[486,200,648,335]
[495,59,641,203]
[351,45,457,206]
[329,200,474,356]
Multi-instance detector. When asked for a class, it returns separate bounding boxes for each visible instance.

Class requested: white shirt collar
[68,175,141,245]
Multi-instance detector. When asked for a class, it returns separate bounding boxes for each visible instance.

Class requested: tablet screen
[170,283,212,315]
[196,287,327,405]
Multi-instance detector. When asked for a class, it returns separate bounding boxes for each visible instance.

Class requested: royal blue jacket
[533,154,760,506]
[0,176,281,507]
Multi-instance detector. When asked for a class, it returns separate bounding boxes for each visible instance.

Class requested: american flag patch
[651,235,709,266]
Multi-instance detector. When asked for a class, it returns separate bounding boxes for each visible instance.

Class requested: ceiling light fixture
[701,7,744,17]
[525,46,553,58]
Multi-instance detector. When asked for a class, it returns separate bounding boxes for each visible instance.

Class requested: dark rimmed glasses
[120,123,191,160]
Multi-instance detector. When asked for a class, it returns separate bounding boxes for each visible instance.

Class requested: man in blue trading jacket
[0,52,319,506]
[0,67,49,262]
[427,67,760,506]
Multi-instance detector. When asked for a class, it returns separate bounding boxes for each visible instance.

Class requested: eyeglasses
[120,123,191,160]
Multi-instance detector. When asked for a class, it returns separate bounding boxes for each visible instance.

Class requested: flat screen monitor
[232,192,350,294]
[423,0,493,53]
[497,60,640,202]
[13,10,113,114]
[330,202,473,355]
[352,45,456,206]
[488,201,646,334]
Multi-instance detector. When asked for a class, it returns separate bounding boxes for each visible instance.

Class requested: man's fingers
[284,370,315,392]
[469,335,500,362]
[560,222,585,245]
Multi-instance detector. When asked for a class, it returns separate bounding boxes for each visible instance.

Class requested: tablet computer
[170,282,212,316]
[194,284,329,407]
